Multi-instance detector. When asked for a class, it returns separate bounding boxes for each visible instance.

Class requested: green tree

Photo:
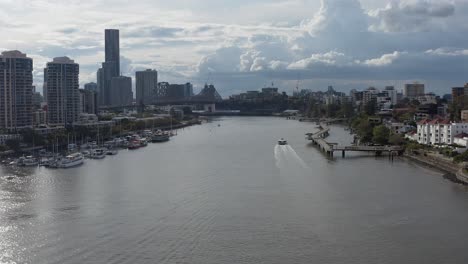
[351,116,374,143]
[372,125,390,145]
[339,102,354,118]
[21,129,46,146]
[5,139,21,153]
[388,133,404,146]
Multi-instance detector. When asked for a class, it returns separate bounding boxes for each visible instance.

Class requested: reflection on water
[1,117,468,264]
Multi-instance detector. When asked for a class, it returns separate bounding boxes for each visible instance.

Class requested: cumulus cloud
[362,51,406,66]
[2,0,468,95]
[302,0,369,35]
[369,0,456,32]
[288,51,352,69]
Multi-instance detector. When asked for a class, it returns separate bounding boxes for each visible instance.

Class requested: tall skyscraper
[105,29,120,76]
[110,76,133,107]
[45,57,80,126]
[136,69,158,105]
[0,50,34,130]
[98,29,120,106]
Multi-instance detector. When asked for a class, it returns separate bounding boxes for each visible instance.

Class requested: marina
[1,128,177,170]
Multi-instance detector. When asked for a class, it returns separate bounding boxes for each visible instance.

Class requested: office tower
[136,69,158,105]
[0,50,34,130]
[45,57,80,126]
[404,83,425,99]
[32,85,44,109]
[105,29,120,76]
[96,68,104,105]
[84,82,98,92]
[184,83,194,97]
[98,29,120,106]
[43,68,48,101]
[110,76,133,107]
[79,89,98,114]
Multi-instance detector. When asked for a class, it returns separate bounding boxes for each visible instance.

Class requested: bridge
[307,126,404,158]
[100,84,222,111]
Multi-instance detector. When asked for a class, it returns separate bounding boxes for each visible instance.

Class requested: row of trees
[351,115,405,146]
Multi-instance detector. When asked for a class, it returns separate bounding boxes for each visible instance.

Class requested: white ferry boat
[278,138,288,145]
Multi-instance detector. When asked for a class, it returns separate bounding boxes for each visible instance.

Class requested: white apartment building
[417,118,468,145]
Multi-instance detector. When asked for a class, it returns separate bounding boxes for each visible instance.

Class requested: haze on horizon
[1,0,467,96]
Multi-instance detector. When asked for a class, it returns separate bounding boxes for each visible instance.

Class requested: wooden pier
[307,127,404,158]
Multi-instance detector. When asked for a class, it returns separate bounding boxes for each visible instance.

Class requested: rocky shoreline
[404,152,468,185]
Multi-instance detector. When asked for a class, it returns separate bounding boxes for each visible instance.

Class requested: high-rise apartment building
[136,69,158,105]
[110,76,133,107]
[79,89,98,115]
[84,82,98,92]
[0,50,34,130]
[156,82,194,101]
[45,57,80,126]
[404,83,425,99]
[452,84,468,104]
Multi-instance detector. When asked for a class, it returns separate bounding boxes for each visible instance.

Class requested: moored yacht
[89,149,106,159]
[140,138,148,147]
[151,130,170,143]
[106,148,118,155]
[17,156,39,167]
[128,140,141,150]
[51,153,84,168]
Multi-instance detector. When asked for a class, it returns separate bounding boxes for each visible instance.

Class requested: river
[1,117,468,264]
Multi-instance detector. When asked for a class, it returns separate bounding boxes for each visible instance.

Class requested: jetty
[307,126,404,158]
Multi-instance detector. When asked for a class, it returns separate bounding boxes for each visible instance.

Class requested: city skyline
[1,0,468,96]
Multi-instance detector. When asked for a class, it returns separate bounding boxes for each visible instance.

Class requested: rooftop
[0,50,29,59]
[50,56,76,64]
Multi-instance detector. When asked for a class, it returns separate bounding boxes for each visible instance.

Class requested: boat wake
[274,145,308,169]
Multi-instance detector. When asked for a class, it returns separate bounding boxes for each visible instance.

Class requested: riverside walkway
[307,126,404,157]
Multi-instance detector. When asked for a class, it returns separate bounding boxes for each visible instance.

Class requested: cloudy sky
[1,0,468,96]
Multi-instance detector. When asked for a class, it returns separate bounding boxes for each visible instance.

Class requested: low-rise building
[461,110,468,123]
[33,110,47,126]
[34,125,65,136]
[0,134,22,145]
[454,133,468,147]
[417,118,468,145]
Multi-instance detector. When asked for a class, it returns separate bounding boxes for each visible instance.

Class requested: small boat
[140,138,148,147]
[51,153,84,168]
[106,148,118,155]
[278,138,288,145]
[17,156,39,167]
[89,149,106,159]
[81,150,92,158]
[128,140,141,150]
